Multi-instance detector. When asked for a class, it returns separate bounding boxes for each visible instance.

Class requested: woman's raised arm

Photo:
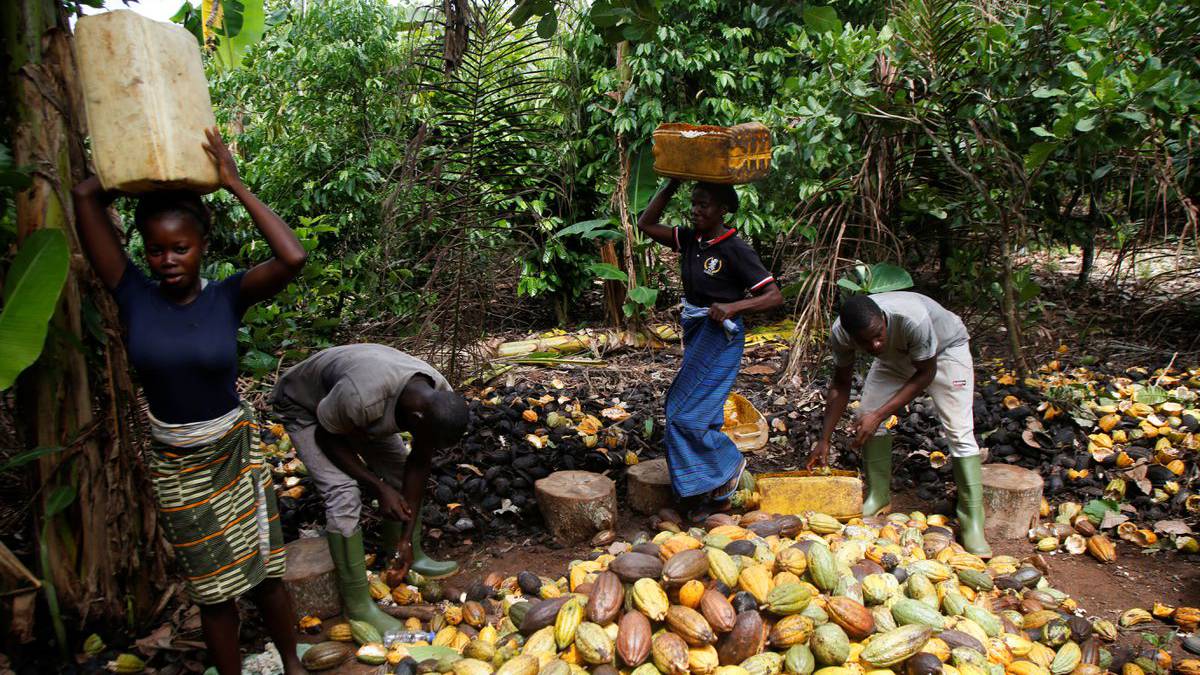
[202,127,307,306]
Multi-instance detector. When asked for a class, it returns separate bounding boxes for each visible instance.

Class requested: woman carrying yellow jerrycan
[639,123,782,521]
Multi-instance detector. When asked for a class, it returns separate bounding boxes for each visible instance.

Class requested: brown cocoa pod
[740,511,771,525]
[704,514,738,529]
[588,572,624,625]
[939,629,985,654]
[851,561,885,582]
[826,597,875,641]
[1080,637,1101,665]
[617,611,652,668]
[658,508,684,527]
[1019,598,1044,614]
[609,552,664,583]
[463,601,486,628]
[663,550,709,587]
[906,652,944,675]
[776,515,805,538]
[717,610,765,666]
[1068,616,1093,641]
[519,596,571,635]
[631,542,662,558]
[652,632,690,675]
[700,589,737,633]
[747,519,783,538]
[666,605,716,646]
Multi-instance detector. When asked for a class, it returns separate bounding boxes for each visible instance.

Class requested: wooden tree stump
[980,464,1044,541]
[535,471,618,545]
[283,537,342,621]
[627,458,674,515]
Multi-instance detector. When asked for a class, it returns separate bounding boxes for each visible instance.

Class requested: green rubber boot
[861,434,894,517]
[951,454,994,558]
[381,519,459,580]
[327,530,403,633]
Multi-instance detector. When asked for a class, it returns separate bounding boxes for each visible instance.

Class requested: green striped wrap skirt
[147,403,286,605]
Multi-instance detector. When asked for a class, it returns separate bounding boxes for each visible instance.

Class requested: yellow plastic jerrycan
[75,10,219,193]
[651,122,771,184]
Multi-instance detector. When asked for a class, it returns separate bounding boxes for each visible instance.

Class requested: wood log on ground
[627,458,674,515]
[382,604,439,621]
[283,537,342,620]
[534,471,618,545]
[980,464,1044,540]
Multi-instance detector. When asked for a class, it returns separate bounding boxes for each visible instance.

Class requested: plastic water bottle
[383,629,437,645]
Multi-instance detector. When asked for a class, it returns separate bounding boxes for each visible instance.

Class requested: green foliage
[836,262,913,295]
[512,0,663,43]
[178,0,1200,370]
[203,0,424,372]
[0,230,70,390]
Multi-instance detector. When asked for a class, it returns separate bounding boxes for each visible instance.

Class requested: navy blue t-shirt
[114,261,247,424]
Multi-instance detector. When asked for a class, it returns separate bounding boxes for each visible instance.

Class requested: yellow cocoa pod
[633,578,670,621]
[329,623,354,642]
[1119,609,1152,628]
[689,645,720,675]
[774,572,802,588]
[433,626,460,648]
[710,526,750,541]
[921,638,950,662]
[707,549,740,589]
[1007,662,1050,675]
[555,597,584,649]
[661,535,703,560]
[739,565,773,604]
[1027,643,1055,669]
[1002,634,1033,657]
[369,576,391,601]
[777,547,808,577]
[680,580,706,609]
[524,626,558,657]
[1176,660,1200,675]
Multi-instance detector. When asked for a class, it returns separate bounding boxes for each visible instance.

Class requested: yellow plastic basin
[756,470,863,521]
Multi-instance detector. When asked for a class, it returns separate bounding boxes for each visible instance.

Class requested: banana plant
[0,229,70,391]
[172,0,266,70]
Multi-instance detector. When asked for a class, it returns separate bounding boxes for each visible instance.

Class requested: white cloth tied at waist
[147,404,244,448]
[681,299,740,337]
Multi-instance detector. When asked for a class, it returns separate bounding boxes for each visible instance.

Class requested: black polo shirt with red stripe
[672,226,775,307]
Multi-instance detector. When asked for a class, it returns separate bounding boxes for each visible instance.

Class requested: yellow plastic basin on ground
[756,470,863,521]
[721,393,768,452]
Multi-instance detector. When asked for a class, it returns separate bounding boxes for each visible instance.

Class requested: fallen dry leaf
[1154,520,1193,536]
[601,406,630,422]
[744,364,777,376]
[1099,511,1129,530]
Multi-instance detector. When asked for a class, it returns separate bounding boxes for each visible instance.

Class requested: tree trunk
[1078,193,1097,286]
[601,40,638,328]
[997,215,1029,378]
[6,0,167,629]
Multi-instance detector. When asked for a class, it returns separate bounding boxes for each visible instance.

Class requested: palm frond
[379,0,564,382]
